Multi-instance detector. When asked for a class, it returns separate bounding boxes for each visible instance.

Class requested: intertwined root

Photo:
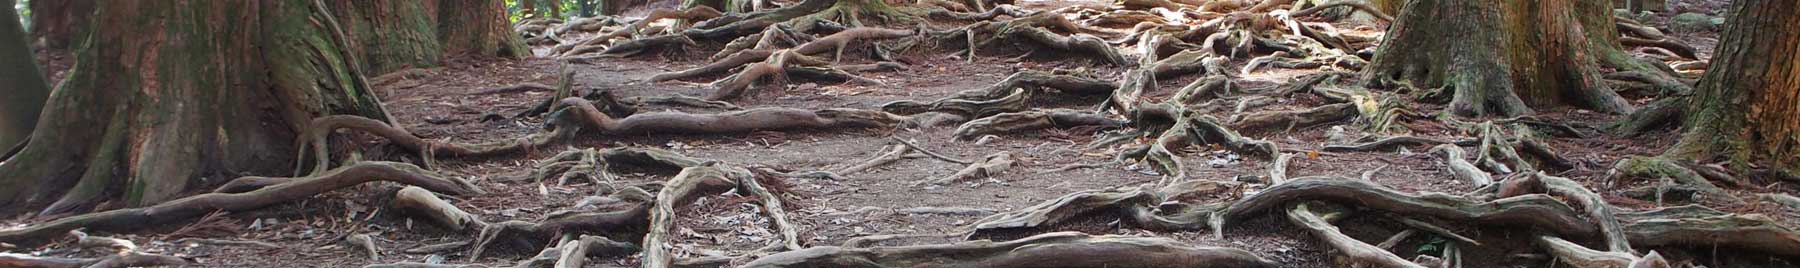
[740,232,1278,268]
[0,162,481,247]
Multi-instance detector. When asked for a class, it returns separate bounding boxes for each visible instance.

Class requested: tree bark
[440,0,530,59]
[25,0,92,49]
[1667,0,1800,173]
[1,0,51,151]
[1362,0,1638,117]
[0,0,396,217]
[325,0,446,75]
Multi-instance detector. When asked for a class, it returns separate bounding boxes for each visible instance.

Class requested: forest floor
[13,0,1799,267]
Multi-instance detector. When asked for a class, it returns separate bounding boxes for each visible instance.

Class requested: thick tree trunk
[25,0,92,49]
[0,0,396,217]
[440,0,530,59]
[1,0,51,151]
[1362,0,1637,117]
[326,0,445,75]
[1667,0,1800,173]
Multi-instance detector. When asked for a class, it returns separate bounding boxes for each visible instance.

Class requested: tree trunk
[579,0,595,17]
[1667,0,1800,173]
[440,0,530,59]
[1362,0,1639,117]
[522,0,538,18]
[325,0,445,75]
[25,0,92,49]
[1,0,51,151]
[0,0,396,217]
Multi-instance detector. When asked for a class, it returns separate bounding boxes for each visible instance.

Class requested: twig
[891,137,971,164]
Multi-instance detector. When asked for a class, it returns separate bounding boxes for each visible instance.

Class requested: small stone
[1207,158,1231,168]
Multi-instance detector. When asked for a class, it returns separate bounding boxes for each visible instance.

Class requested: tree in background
[0,0,49,153]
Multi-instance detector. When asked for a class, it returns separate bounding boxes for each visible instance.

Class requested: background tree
[444,0,530,58]
[0,0,517,217]
[1665,0,1800,173]
[1,0,50,152]
[327,0,531,75]
[1362,0,1657,117]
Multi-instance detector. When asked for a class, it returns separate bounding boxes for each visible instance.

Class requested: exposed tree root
[0,252,189,268]
[1535,236,1669,268]
[0,162,479,247]
[890,136,971,164]
[1287,203,1425,268]
[917,152,1015,185]
[1619,206,1800,258]
[880,70,1116,116]
[1322,136,1458,152]
[470,83,557,95]
[642,162,802,268]
[1430,144,1493,187]
[952,109,1123,140]
[738,231,1278,268]
[836,144,915,174]
[346,233,381,261]
[1221,177,1596,238]
[1619,36,1698,60]
[1268,153,1296,184]
[305,98,907,173]
[526,148,615,186]
[1609,157,1743,204]
[395,186,484,232]
[653,27,915,81]
[1228,103,1356,135]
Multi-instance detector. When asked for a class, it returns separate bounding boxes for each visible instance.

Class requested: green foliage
[1414,236,1448,256]
[12,0,24,30]
[507,0,589,22]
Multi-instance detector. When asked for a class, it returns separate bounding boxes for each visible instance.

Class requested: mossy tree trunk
[1666,0,1800,173]
[1,0,51,151]
[0,0,396,217]
[1362,0,1639,117]
[325,0,446,75]
[441,0,530,59]
[25,0,92,49]
[326,0,531,75]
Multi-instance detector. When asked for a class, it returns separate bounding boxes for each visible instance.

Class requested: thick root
[0,162,480,247]
[1287,203,1424,268]
[917,152,1016,185]
[0,252,188,268]
[952,109,1123,140]
[394,186,485,232]
[739,231,1278,268]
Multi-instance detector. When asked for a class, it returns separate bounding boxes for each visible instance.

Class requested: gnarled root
[394,186,485,232]
[1535,236,1669,268]
[739,232,1278,268]
[526,147,615,186]
[1321,136,1459,152]
[1287,203,1424,268]
[916,152,1016,185]
[653,27,916,82]
[1220,177,1596,238]
[1609,157,1744,204]
[1228,103,1356,135]
[1430,144,1493,187]
[642,162,801,268]
[0,252,189,268]
[0,162,480,247]
[1620,206,1800,258]
[952,109,1123,140]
